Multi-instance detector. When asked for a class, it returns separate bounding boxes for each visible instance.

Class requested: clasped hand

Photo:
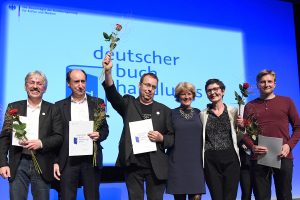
[102,53,113,71]
[19,139,42,150]
[252,143,290,158]
[148,131,163,142]
[88,132,100,141]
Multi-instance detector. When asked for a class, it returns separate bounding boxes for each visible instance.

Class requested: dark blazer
[0,100,64,182]
[55,95,109,171]
[103,83,174,180]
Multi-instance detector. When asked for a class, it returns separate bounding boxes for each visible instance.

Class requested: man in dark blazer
[54,69,109,200]
[102,55,174,200]
[0,70,63,200]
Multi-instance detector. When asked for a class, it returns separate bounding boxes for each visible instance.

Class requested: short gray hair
[25,70,48,89]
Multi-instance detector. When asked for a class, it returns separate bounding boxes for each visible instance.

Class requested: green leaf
[239,84,243,91]
[115,38,120,42]
[15,129,26,139]
[103,32,110,40]
[12,123,26,130]
[234,91,239,98]
[110,43,117,50]
[235,93,242,101]
[241,90,248,97]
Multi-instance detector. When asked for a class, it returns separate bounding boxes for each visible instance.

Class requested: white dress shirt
[71,95,89,121]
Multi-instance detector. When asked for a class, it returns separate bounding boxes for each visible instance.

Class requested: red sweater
[243,95,300,159]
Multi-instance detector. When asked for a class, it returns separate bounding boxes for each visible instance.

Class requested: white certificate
[257,135,283,169]
[12,116,39,147]
[129,119,157,154]
[69,121,93,156]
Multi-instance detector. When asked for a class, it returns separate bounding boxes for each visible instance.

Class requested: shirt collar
[71,94,87,104]
[27,100,42,109]
[206,103,228,114]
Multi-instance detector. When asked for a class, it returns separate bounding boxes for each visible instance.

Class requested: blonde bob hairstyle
[174,82,196,102]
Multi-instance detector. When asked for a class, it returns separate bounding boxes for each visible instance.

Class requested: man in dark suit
[54,69,109,200]
[0,70,63,200]
[102,55,174,200]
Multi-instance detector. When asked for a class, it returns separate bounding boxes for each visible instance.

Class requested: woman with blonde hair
[166,82,205,200]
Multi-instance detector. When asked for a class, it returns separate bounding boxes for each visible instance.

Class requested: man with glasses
[102,54,174,200]
[0,71,63,200]
[242,69,300,200]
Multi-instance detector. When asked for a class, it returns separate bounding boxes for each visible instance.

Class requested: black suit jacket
[55,95,109,171]
[103,82,174,180]
[0,100,64,182]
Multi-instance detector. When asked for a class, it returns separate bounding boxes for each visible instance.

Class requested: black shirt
[130,101,153,168]
[205,104,233,151]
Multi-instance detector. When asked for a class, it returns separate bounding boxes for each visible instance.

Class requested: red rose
[8,108,18,116]
[243,119,251,127]
[115,24,122,31]
[243,82,250,89]
[100,103,106,109]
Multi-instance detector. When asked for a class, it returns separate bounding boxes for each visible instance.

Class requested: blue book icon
[74,137,78,144]
[135,136,139,143]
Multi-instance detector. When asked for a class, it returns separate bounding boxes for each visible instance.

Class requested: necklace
[179,108,194,120]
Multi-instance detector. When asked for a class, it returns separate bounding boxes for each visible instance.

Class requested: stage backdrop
[0,0,299,199]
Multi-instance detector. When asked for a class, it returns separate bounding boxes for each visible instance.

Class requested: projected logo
[8,4,21,17]
[65,65,108,106]
[8,4,17,10]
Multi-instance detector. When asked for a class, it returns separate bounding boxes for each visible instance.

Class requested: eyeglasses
[142,82,157,90]
[206,87,220,94]
[26,81,44,87]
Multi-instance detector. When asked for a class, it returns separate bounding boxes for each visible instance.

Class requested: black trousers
[174,194,201,200]
[60,156,101,200]
[252,159,293,200]
[204,149,240,200]
[239,150,254,200]
[240,164,254,200]
[124,166,166,200]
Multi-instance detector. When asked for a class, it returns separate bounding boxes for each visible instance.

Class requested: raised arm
[102,53,113,87]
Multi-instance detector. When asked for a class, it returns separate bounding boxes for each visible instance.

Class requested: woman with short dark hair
[200,78,240,200]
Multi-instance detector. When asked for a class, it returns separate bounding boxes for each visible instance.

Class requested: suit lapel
[87,95,95,121]
[226,105,235,123]
[201,108,209,128]
[39,100,48,138]
[63,97,72,122]
[18,101,27,117]
[151,102,161,130]
[133,97,143,119]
